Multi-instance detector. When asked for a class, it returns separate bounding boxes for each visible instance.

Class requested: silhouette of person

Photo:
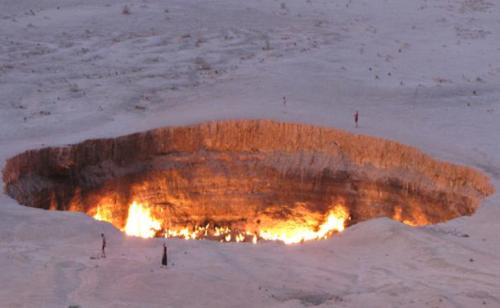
[354,110,359,128]
[101,233,106,258]
[162,243,168,267]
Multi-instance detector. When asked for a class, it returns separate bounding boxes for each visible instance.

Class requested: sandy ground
[1,0,500,307]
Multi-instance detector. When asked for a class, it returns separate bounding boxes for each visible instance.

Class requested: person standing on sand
[354,110,359,128]
[101,233,106,258]
[162,243,168,267]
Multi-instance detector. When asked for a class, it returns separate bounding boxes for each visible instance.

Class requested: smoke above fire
[92,201,350,244]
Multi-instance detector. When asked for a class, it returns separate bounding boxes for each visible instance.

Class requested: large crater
[2,120,494,243]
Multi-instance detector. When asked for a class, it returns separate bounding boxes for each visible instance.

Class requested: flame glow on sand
[92,201,350,245]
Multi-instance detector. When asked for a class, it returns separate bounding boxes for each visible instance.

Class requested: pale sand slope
[0,0,499,307]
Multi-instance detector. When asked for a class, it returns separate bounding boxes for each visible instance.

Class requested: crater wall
[2,120,494,232]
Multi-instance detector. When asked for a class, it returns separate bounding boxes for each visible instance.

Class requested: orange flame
[93,206,113,223]
[393,206,429,226]
[92,201,350,244]
[123,201,161,238]
[259,205,349,244]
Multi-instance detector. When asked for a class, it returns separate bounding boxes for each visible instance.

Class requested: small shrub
[122,5,130,15]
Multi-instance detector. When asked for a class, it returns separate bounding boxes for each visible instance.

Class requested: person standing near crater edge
[101,233,106,258]
[354,110,359,128]
[162,243,168,268]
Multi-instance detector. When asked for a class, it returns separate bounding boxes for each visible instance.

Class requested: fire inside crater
[2,120,494,244]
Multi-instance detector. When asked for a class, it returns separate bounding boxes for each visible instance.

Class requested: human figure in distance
[354,110,359,128]
[101,233,106,258]
[161,243,168,268]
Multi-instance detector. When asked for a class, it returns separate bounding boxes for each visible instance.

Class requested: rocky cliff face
[2,120,494,236]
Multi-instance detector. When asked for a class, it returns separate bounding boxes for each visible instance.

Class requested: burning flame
[93,206,113,223]
[92,201,350,244]
[259,205,349,244]
[393,206,429,227]
[123,201,161,238]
